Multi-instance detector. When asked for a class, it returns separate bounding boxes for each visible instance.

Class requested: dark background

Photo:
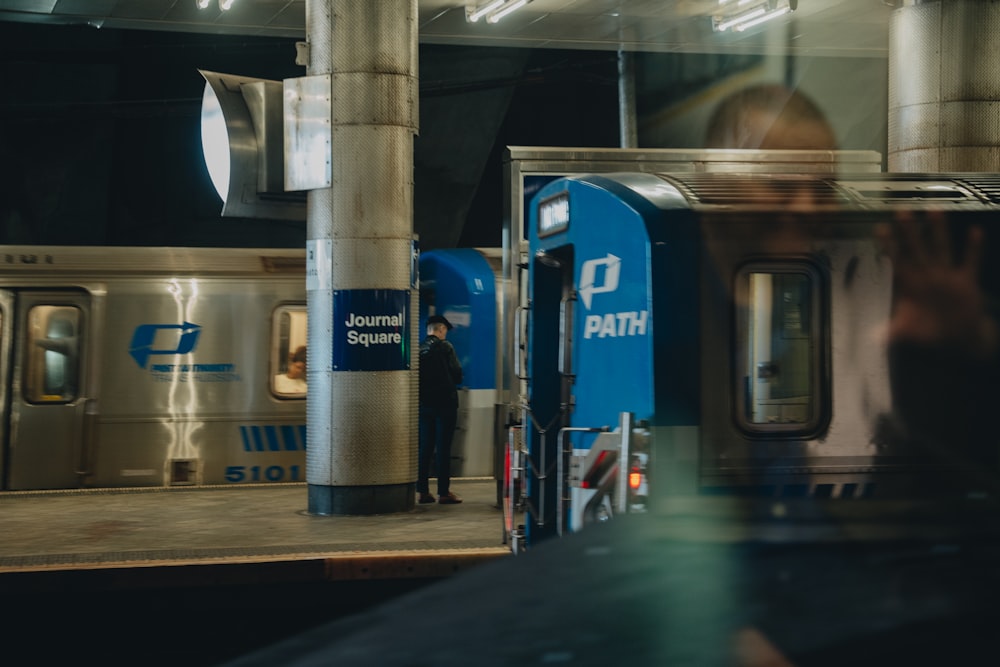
[0,23,619,250]
[0,21,780,251]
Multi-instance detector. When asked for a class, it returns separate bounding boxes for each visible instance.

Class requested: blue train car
[518,172,1000,547]
[418,248,501,478]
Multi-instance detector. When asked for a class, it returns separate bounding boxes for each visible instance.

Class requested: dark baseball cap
[427,314,453,330]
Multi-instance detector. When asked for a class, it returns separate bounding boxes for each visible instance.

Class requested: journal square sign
[333,289,411,371]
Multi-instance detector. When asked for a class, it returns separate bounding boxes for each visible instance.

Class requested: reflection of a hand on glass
[878,211,999,474]
[877,211,997,362]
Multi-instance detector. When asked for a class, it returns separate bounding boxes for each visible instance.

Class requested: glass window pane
[739,268,820,432]
[272,306,308,398]
[26,305,81,403]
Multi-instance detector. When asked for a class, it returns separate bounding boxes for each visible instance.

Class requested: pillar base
[307,482,416,516]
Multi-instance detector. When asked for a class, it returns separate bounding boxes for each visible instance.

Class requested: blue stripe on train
[240,425,307,452]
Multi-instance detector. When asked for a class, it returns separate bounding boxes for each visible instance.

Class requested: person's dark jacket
[419,335,463,410]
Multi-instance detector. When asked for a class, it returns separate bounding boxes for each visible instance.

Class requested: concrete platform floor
[0,478,516,666]
[0,477,512,585]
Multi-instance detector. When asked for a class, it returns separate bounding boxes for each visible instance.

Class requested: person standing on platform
[417,314,464,505]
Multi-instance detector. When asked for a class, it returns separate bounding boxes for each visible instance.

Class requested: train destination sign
[538,191,570,237]
[333,289,411,371]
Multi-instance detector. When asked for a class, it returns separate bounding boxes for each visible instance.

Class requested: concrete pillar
[889,0,1000,171]
[305,0,419,515]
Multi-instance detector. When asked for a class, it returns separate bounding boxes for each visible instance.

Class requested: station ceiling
[0,0,895,57]
[0,2,896,250]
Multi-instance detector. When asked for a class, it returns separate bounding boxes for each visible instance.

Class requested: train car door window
[25,305,81,404]
[735,263,826,436]
[271,305,308,398]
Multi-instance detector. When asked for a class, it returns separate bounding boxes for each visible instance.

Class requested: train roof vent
[954,175,1000,204]
[661,173,849,206]
[837,179,978,202]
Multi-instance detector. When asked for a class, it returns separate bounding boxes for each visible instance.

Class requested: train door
[524,246,575,542]
[0,290,11,489]
[0,290,91,490]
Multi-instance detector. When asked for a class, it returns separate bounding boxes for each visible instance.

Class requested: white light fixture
[715,6,767,31]
[466,0,505,22]
[465,0,532,24]
[712,0,796,33]
[733,5,789,31]
[488,0,530,23]
[195,0,236,9]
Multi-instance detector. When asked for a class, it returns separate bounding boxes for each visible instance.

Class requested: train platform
[0,477,512,593]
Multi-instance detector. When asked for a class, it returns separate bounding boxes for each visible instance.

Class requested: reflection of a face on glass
[705,83,839,215]
[705,83,838,152]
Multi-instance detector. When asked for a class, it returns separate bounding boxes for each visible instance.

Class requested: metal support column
[889,0,1000,171]
[618,47,637,149]
[305,0,419,515]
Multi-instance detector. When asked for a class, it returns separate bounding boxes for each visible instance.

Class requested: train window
[271,306,308,398]
[735,264,825,435]
[25,305,81,404]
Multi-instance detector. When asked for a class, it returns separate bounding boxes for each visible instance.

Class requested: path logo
[129,322,202,368]
[578,253,621,309]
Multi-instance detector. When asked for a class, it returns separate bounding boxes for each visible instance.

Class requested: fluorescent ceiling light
[466,0,532,24]
[488,0,531,23]
[715,6,767,31]
[713,0,796,33]
[734,6,789,31]
[466,0,505,22]
[196,0,236,9]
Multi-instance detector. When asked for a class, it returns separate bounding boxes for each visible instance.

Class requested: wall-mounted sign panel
[333,289,411,372]
[284,74,333,193]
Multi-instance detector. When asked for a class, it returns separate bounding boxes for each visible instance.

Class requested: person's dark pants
[418,403,458,496]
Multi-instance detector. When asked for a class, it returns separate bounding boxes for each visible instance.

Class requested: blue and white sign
[128,322,241,382]
[333,289,411,371]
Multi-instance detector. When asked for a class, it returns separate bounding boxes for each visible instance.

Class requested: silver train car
[0,246,309,490]
[0,245,502,492]
[514,171,1000,547]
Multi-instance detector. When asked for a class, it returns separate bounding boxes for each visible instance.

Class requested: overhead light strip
[196,0,236,9]
[733,6,789,31]
[466,0,533,24]
[488,0,531,23]
[715,6,767,32]
[466,0,505,22]
[712,0,796,33]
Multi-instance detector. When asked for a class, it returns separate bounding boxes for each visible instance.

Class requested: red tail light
[504,445,511,488]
